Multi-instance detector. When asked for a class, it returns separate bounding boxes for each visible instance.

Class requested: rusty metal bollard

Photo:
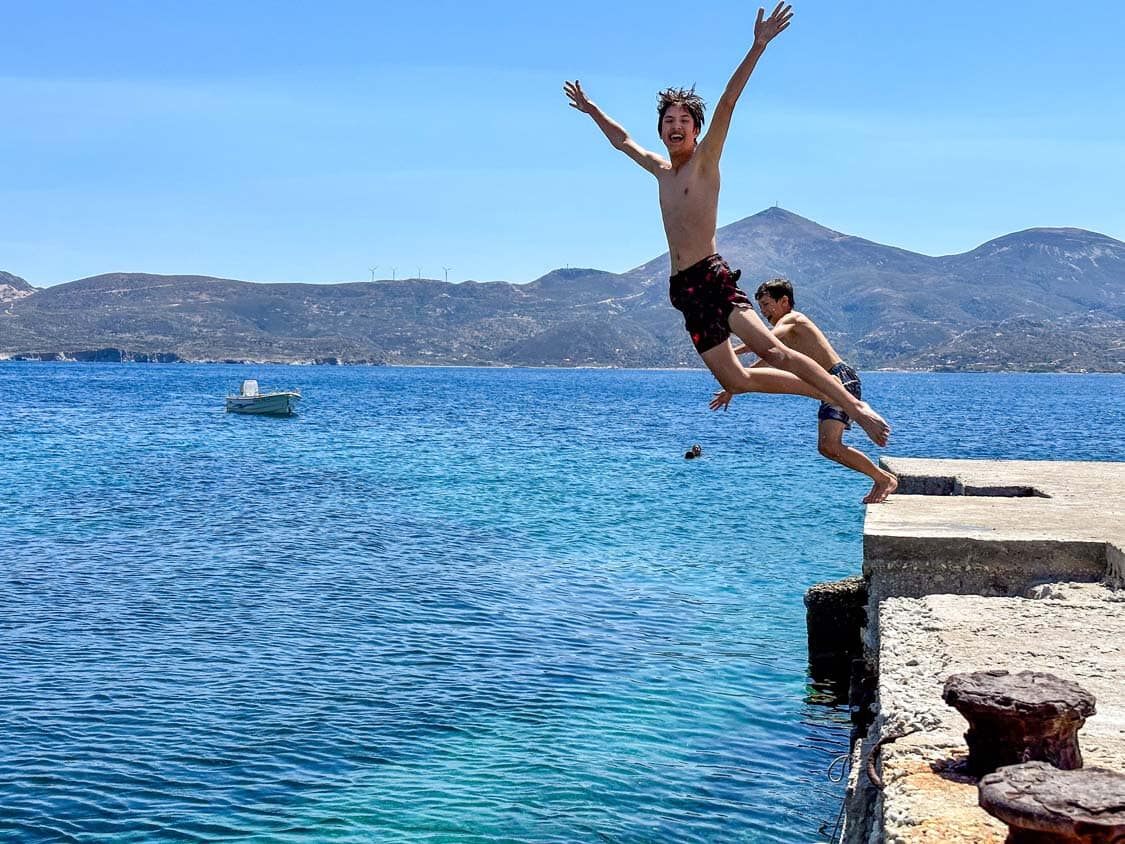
[979,761,1125,843]
[942,670,1096,776]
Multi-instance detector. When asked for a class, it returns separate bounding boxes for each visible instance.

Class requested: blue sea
[2,364,1123,843]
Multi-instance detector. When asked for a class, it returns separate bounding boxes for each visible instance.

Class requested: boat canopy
[240,380,260,397]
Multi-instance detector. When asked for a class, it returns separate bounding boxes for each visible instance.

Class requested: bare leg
[817,420,898,503]
[701,341,828,399]
[721,307,891,447]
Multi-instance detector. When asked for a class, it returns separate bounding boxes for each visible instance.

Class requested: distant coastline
[2,351,1119,375]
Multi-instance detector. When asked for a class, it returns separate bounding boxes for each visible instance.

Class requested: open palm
[564,80,593,113]
[754,2,793,46]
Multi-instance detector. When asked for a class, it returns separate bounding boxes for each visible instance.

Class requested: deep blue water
[1,364,1122,843]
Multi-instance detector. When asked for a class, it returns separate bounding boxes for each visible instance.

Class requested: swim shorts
[668,253,752,354]
[818,362,862,429]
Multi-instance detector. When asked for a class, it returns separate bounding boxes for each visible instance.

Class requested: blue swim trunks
[818,362,862,429]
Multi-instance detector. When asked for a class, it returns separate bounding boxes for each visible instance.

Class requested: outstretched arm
[695,3,793,166]
[564,80,668,175]
[732,343,771,366]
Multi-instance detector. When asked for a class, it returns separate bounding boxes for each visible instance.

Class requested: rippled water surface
[2,364,1122,843]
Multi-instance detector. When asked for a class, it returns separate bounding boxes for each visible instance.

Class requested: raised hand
[754,2,794,47]
[563,80,593,113]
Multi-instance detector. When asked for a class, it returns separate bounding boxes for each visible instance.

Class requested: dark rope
[866,727,921,790]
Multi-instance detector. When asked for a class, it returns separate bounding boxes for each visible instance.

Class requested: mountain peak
[531,267,612,284]
[968,226,1125,260]
[1,271,34,290]
[0,271,36,303]
[724,207,847,241]
[753,205,812,223]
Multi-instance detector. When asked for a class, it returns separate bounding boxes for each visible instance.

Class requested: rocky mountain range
[2,207,1123,371]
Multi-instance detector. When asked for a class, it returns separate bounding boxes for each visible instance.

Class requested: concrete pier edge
[807,457,1125,843]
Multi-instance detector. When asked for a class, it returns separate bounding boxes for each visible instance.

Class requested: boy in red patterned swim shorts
[565,3,890,447]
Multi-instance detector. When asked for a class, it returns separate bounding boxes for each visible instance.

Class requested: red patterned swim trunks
[668,253,751,354]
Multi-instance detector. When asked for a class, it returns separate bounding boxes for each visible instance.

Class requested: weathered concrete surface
[864,458,1125,610]
[837,458,1125,843]
[846,592,1125,843]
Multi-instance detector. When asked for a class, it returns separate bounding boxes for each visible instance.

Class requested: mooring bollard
[978,761,1125,843]
[942,670,1096,776]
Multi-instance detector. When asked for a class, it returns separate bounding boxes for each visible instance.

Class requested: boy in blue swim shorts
[712,279,899,503]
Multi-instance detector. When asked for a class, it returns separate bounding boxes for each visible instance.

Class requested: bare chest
[657,166,719,224]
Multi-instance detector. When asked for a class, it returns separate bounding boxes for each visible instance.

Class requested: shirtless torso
[761,311,842,372]
[656,154,720,273]
[563,2,892,450]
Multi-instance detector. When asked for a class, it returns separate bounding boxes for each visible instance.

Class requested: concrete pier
[864,457,1124,618]
[832,457,1125,843]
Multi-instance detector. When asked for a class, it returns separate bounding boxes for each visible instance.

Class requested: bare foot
[863,472,899,504]
[854,402,890,448]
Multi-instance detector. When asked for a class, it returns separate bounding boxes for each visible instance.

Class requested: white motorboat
[225,380,301,416]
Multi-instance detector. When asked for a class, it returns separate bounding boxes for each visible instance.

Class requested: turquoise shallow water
[2,364,1123,843]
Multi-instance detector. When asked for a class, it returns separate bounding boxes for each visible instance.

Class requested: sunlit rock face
[0,271,36,304]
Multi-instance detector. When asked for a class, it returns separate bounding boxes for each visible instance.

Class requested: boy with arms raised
[564,2,890,448]
[713,279,899,503]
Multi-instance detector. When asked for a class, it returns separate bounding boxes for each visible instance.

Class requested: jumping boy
[712,279,899,503]
[564,2,890,448]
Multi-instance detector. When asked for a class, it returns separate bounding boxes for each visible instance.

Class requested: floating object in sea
[225,380,301,416]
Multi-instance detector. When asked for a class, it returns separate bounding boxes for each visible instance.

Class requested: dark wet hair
[755,278,794,307]
[657,86,706,135]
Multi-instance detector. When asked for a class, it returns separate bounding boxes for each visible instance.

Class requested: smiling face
[659,104,700,155]
[756,292,791,326]
[754,279,795,324]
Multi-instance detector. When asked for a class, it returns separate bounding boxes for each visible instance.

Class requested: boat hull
[225,392,301,416]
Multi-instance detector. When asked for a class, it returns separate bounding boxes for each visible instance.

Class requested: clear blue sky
[3,1,1123,287]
